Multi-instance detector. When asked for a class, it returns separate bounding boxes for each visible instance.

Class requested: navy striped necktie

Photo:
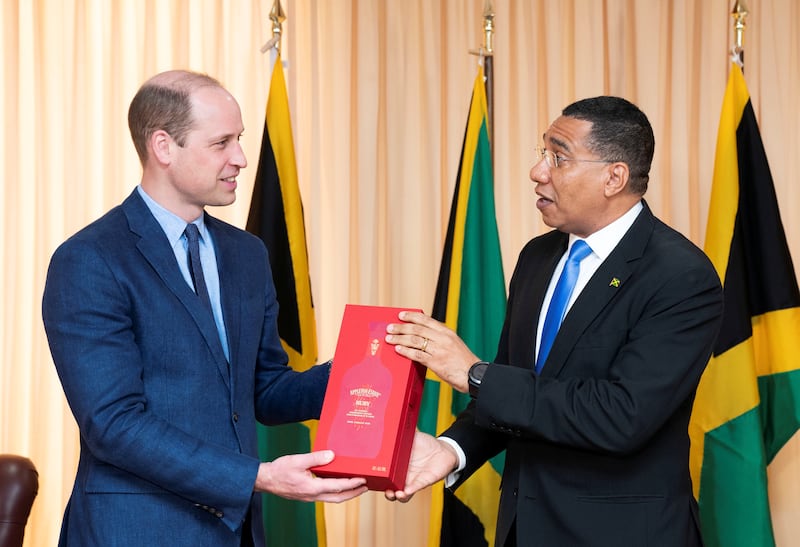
[184,223,214,315]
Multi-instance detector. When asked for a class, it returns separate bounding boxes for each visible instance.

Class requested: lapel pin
[609,277,621,288]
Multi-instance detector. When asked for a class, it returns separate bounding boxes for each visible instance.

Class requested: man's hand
[254,451,367,503]
[385,311,477,393]
[385,430,458,503]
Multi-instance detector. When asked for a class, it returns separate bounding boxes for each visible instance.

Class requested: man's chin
[537,210,558,229]
[205,196,237,210]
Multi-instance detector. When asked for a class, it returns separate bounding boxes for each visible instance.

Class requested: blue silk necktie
[536,240,592,373]
[184,223,214,316]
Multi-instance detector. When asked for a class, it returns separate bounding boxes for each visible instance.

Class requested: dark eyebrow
[542,132,571,153]
[548,135,571,152]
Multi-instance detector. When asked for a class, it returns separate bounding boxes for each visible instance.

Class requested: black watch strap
[468,361,489,399]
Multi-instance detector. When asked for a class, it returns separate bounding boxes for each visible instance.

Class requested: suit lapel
[541,204,655,378]
[525,234,569,365]
[122,191,230,387]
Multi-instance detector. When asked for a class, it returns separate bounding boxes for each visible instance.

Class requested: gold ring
[421,338,429,352]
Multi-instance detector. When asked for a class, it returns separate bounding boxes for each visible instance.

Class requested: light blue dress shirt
[137,186,230,361]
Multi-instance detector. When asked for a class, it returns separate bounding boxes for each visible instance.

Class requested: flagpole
[482,1,495,145]
[260,0,286,54]
[252,3,329,545]
[731,0,748,69]
[469,1,495,157]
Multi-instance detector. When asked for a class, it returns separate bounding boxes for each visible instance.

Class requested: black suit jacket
[444,202,723,547]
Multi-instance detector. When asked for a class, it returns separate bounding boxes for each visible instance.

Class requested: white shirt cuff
[438,436,466,488]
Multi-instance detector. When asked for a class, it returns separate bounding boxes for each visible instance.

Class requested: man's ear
[604,162,629,197]
[149,130,174,166]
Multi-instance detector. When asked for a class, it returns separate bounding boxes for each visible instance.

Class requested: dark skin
[384,116,639,502]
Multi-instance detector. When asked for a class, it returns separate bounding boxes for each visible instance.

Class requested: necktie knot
[184,223,201,247]
[536,239,592,373]
[567,239,592,263]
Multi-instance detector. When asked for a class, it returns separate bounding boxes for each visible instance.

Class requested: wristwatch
[468,361,489,399]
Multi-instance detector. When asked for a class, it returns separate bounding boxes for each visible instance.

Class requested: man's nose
[231,142,247,168]
[530,158,549,184]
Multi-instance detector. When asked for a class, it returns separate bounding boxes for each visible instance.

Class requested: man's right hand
[384,430,458,503]
[254,450,367,503]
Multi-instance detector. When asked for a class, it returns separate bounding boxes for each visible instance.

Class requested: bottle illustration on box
[327,321,392,458]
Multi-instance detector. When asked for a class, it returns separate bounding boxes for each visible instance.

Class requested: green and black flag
[420,66,507,547]
[689,62,800,547]
[246,54,326,547]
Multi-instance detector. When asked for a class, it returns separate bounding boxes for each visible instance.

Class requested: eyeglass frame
[534,147,617,169]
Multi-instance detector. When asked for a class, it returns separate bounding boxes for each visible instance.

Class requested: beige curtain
[2,1,799,545]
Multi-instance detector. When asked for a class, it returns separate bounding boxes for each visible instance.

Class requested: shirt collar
[136,185,208,245]
[570,200,643,260]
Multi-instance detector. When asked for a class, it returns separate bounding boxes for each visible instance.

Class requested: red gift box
[311,304,426,490]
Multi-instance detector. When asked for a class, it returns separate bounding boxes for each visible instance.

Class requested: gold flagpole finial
[260,0,286,54]
[482,0,495,55]
[731,0,748,65]
[469,0,495,60]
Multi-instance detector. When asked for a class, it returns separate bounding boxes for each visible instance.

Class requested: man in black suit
[385,96,723,546]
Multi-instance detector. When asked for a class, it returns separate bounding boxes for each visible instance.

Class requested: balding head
[128,70,224,165]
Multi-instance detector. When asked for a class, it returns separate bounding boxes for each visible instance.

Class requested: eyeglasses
[534,147,614,169]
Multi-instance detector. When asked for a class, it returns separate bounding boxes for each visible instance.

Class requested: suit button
[233,412,239,422]
[513,488,518,497]
[215,511,224,518]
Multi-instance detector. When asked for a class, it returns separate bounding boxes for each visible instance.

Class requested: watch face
[470,362,488,384]
[468,362,487,398]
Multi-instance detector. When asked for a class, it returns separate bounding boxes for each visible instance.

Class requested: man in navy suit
[42,70,366,547]
[386,97,723,546]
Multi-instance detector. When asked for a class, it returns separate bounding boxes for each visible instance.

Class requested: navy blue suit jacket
[42,189,329,546]
[445,202,723,547]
